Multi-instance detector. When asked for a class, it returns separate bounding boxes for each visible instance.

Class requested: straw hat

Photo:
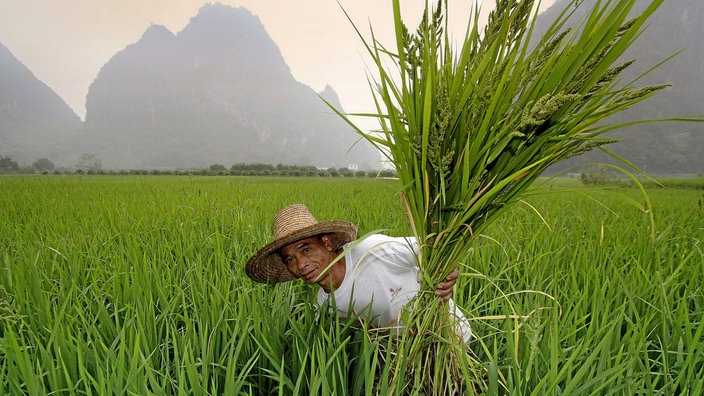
[245,204,357,283]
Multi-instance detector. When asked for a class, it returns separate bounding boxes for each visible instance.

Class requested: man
[245,204,471,342]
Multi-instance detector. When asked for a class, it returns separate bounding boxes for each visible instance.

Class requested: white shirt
[317,234,472,343]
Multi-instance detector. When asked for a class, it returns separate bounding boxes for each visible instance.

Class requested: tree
[76,154,102,171]
[0,156,19,173]
[32,158,56,173]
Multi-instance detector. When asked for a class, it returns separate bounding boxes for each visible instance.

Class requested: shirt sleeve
[387,236,420,269]
[449,299,473,344]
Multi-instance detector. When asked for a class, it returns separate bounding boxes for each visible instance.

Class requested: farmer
[244,204,472,343]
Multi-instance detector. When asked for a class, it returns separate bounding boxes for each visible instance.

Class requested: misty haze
[0,0,702,175]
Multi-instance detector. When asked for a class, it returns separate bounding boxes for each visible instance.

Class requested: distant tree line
[1,156,56,174]
[0,155,397,178]
[3,155,703,189]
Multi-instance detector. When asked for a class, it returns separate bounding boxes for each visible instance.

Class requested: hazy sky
[0,0,557,127]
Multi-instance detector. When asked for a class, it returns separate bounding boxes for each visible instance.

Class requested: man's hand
[434,267,459,303]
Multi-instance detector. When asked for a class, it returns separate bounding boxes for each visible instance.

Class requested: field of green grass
[0,175,702,394]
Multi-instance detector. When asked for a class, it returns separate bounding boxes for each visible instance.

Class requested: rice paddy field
[0,175,702,394]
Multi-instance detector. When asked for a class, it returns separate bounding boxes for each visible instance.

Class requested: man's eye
[303,247,311,253]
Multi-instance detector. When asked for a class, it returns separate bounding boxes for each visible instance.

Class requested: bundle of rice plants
[329,0,693,393]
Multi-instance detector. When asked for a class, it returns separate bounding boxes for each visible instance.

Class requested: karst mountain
[0,1,702,173]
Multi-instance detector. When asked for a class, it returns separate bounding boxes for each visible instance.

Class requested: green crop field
[0,175,702,394]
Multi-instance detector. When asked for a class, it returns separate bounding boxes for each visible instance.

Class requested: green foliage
[645,177,704,190]
[31,158,55,173]
[76,153,103,171]
[330,0,678,392]
[0,156,19,173]
[580,166,621,186]
[22,162,398,178]
[0,176,702,394]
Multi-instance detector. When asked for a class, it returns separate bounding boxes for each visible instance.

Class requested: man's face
[279,235,335,284]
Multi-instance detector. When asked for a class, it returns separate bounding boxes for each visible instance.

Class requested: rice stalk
[329,0,679,393]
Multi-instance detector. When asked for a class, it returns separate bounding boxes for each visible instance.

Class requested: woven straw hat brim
[245,220,357,283]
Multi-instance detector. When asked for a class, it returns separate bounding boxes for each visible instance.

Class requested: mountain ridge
[80,3,380,169]
[0,41,82,166]
[536,0,704,175]
[1,1,701,173]
[1,3,380,170]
